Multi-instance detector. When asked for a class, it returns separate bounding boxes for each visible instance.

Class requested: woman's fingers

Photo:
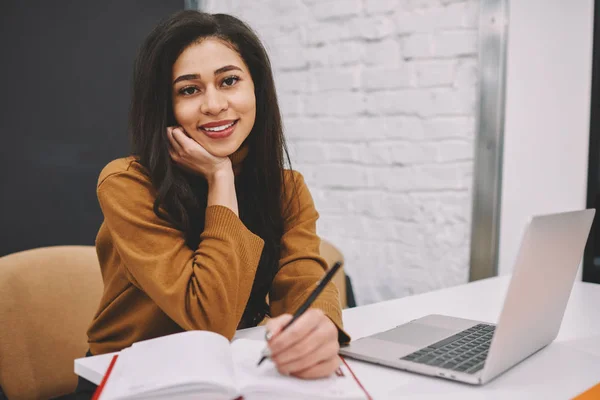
[266,309,341,378]
[166,125,235,179]
[169,126,222,163]
[169,126,202,156]
[265,314,293,340]
[268,309,322,357]
[167,127,181,163]
[166,126,183,154]
[169,126,190,154]
[272,320,337,367]
[292,356,342,380]
[276,336,339,375]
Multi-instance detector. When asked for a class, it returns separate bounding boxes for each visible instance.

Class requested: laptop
[339,209,595,385]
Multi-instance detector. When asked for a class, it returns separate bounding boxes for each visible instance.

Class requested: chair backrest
[0,246,103,400]
[319,239,347,309]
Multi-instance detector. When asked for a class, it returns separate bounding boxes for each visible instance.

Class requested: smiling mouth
[199,120,238,132]
[198,119,239,139]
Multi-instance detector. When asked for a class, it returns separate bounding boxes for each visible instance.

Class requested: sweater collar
[229,143,249,175]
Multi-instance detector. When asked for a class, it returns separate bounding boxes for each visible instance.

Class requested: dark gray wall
[584,0,600,284]
[0,1,183,256]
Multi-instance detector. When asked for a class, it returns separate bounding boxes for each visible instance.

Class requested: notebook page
[103,331,238,399]
[231,339,366,400]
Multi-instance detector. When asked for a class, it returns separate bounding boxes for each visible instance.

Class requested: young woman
[75,9,349,396]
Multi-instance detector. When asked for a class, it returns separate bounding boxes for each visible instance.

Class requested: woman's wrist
[206,165,234,187]
[207,166,239,216]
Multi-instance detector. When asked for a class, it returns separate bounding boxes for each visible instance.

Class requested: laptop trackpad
[371,323,457,348]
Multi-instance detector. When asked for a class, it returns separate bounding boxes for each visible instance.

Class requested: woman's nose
[200,86,228,115]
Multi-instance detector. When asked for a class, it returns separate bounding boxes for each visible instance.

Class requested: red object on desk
[91,354,119,400]
[341,356,373,400]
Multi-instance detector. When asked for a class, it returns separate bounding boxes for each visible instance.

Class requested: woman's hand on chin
[167,126,232,180]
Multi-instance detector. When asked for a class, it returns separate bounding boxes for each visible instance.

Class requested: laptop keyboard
[400,323,495,374]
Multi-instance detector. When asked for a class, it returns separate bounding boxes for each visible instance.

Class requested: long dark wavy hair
[129,10,293,328]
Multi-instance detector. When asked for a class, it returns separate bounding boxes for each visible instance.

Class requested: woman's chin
[207,136,249,157]
[204,143,239,159]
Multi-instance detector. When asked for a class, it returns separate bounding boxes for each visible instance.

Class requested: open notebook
[76,331,368,400]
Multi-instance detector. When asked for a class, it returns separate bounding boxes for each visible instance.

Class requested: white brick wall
[202,0,479,305]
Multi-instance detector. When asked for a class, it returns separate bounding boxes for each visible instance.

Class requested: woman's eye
[180,86,198,96]
[222,76,239,87]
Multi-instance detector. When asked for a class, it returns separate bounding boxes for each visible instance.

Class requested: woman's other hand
[167,126,232,181]
[265,309,341,379]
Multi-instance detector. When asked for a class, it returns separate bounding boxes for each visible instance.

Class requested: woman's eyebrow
[214,64,242,75]
[173,74,199,85]
[172,65,243,85]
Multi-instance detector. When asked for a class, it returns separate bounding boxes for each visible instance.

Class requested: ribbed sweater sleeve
[96,165,264,340]
[270,172,351,344]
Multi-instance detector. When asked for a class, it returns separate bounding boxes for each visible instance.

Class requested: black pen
[257,261,343,366]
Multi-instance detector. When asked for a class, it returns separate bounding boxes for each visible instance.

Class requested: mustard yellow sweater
[87,155,348,355]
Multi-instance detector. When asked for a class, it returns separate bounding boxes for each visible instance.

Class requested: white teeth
[203,121,235,132]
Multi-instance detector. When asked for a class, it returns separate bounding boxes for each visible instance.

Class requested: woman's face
[171,38,256,158]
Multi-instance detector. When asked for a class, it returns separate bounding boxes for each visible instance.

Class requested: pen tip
[257,356,267,366]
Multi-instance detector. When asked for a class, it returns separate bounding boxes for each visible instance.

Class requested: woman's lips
[199,120,238,139]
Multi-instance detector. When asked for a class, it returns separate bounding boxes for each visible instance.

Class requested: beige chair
[0,246,103,400]
[319,239,347,309]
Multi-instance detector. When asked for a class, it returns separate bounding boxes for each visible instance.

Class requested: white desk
[79,276,600,399]
[344,276,600,399]
[239,276,600,399]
